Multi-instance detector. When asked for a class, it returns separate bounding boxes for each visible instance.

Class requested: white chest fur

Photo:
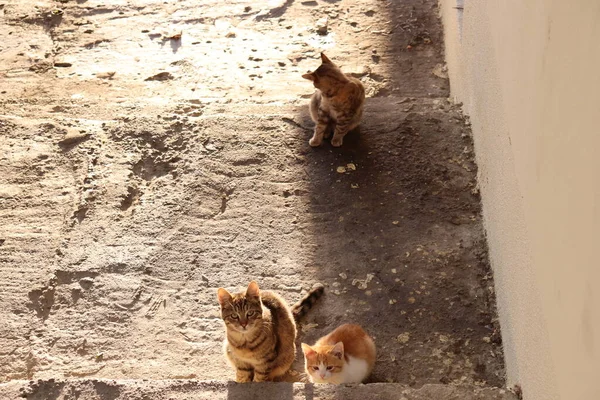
[339,355,369,384]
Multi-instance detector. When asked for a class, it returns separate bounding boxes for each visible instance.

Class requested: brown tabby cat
[301,324,376,384]
[217,281,324,382]
[302,53,366,148]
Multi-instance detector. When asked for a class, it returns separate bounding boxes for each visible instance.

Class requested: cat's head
[217,281,263,333]
[301,342,345,383]
[302,53,348,96]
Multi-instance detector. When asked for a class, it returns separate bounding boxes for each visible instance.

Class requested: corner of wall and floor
[439,1,600,400]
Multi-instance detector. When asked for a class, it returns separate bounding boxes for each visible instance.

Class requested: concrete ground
[2,380,518,400]
[1,0,507,396]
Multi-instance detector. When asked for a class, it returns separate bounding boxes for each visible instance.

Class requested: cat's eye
[247,311,255,317]
[312,366,319,371]
[326,366,334,371]
[231,314,239,319]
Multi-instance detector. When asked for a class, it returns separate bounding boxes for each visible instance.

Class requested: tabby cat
[301,323,376,384]
[217,281,324,382]
[302,53,366,148]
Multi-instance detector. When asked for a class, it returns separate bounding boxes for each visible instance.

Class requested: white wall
[440,1,600,399]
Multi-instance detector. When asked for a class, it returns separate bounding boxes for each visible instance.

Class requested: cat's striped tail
[292,284,325,321]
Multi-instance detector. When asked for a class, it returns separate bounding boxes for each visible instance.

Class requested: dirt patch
[0,0,504,389]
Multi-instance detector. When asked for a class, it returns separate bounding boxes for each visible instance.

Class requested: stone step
[2,380,517,400]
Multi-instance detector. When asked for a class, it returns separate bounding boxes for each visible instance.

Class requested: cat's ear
[302,72,315,81]
[246,281,260,298]
[301,343,315,357]
[331,342,344,359]
[320,52,332,64]
[217,288,232,306]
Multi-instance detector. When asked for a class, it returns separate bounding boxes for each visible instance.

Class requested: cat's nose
[240,320,248,328]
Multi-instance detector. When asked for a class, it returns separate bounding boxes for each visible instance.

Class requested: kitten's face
[301,342,344,383]
[302,53,345,96]
[217,281,263,333]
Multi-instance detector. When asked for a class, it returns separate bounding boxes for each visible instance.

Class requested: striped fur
[302,52,366,147]
[218,282,316,382]
[292,284,325,321]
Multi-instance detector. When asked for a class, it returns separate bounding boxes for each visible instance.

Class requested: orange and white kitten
[301,324,376,384]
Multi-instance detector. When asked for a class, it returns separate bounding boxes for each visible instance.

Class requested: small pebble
[316,17,328,35]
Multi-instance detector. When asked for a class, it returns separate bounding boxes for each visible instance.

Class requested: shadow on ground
[227,381,297,400]
[291,0,504,388]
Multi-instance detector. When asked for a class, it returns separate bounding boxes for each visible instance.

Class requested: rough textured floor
[0,0,505,391]
[3,380,518,400]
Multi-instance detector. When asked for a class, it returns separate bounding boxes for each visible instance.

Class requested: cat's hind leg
[308,91,321,123]
[308,91,329,147]
[309,107,331,147]
[309,123,328,147]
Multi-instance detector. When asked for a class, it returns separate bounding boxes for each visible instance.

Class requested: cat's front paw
[331,137,343,147]
[236,369,253,383]
[309,137,322,147]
